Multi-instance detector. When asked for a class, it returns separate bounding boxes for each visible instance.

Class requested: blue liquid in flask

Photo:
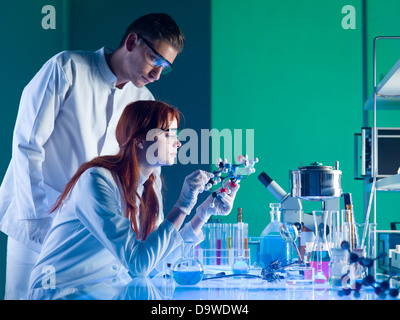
[259,203,290,267]
[260,234,290,267]
[172,241,204,285]
[173,269,204,285]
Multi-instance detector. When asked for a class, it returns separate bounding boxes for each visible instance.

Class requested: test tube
[226,223,233,265]
[233,222,245,259]
[215,221,222,265]
[207,219,222,265]
[243,223,249,262]
[202,223,211,265]
[209,222,216,265]
[221,223,230,265]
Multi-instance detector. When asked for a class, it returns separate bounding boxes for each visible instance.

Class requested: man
[0,13,184,300]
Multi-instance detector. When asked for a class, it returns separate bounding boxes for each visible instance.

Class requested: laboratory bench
[51,266,400,301]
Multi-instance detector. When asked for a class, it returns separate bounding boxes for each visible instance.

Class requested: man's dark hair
[119,13,185,52]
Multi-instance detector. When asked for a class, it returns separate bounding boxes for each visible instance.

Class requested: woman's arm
[165,205,188,231]
[189,213,206,235]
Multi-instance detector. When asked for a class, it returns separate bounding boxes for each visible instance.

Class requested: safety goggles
[139,35,174,74]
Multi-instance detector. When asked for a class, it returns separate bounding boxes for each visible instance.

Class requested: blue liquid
[172,270,204,285]
[260,234,290,267]
[232,260,250,274]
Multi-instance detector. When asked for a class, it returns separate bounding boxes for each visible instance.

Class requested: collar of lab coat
[138,172,149,187]
[95,47,118,88]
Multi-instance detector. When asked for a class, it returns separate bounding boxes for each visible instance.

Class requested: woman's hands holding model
[169,169,239,235]
[195,181,240,223]
[174,170,215,215]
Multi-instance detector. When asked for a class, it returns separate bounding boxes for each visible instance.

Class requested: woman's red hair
[51,100,180,240]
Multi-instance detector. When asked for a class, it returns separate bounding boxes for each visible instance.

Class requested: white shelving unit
[363,37,400,275]
[375,174,400,191]
[365,36,400,197]
[365,173,400,192]
[364,56,400,111]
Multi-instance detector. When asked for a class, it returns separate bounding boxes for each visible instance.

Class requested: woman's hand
[174,170,214,215]
[195,182,240,222]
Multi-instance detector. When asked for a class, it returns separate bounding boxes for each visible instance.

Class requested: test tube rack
[197,222,251,267]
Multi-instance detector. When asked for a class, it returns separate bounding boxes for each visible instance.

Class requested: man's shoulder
[53,49,97,68]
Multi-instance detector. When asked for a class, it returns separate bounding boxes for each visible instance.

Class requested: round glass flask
[172,241,204,285]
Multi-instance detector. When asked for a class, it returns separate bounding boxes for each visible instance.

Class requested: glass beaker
[286,266,315,286]
[329,247,349,288]
[310,210,330,284]
[172,241,204,285]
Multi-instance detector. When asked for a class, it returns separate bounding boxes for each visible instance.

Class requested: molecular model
[204,155,259,208]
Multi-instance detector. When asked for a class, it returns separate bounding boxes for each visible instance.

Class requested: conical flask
[310,210,330,283]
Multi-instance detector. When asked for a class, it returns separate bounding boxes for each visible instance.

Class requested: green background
[1,0,400,299]
[211,0,400,237]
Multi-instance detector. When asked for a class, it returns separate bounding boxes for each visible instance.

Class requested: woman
[28,100,239,299]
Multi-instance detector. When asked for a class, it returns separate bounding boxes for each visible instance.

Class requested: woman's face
[141,117,181,166]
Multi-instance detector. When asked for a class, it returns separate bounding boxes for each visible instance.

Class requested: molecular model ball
[204,155,259,208]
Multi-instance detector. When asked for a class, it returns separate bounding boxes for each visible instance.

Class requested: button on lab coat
[0,47,154,251]
[28,167,202,300]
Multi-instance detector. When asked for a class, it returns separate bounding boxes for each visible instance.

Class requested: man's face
[124,34,179,88]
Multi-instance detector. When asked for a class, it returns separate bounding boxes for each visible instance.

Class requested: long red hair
[51,100,181,240]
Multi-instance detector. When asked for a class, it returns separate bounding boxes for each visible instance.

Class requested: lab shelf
[364,57,400,110]
[364,96,400,110]
[365,174,400,192]
[361,37,400,276]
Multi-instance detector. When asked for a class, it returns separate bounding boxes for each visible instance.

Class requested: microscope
[258,161,343,232]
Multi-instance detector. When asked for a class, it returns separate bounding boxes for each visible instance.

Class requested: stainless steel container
[290,161,342,201]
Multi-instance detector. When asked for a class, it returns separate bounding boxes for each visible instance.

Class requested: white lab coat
[0,47,155,252]
[28,167,202,300]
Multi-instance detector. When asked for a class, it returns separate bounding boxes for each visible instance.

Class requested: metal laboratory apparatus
[258,161,343,264]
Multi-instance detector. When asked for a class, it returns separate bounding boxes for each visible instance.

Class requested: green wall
[0,0,66,300]
[1,0,400,300]
[211,0,400,238]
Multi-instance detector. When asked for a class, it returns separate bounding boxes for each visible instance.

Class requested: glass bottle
[172,241,204,285]
[260,203,290,268]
